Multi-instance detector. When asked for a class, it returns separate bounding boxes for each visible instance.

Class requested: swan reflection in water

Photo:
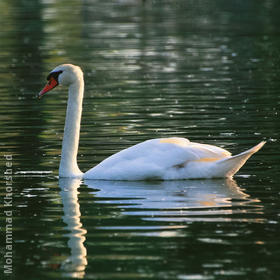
[59,178,87,278]
[85,179,262,222]
[59,178,262,276]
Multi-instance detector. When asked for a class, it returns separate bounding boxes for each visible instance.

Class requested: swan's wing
[84,137,231,180]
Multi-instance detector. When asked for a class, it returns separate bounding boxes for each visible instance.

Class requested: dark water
[1,0,280,279]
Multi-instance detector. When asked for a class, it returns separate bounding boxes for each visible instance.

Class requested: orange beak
[38,77,58,99]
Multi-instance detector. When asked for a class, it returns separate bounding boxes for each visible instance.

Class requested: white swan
[38,64,265,180]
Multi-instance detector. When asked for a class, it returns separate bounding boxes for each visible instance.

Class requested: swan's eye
[38,70,63,99]
[47,70,63,83]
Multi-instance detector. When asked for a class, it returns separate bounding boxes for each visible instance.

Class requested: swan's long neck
[59,76,84,177]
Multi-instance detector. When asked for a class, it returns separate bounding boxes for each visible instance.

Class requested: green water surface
[0,1,279,279]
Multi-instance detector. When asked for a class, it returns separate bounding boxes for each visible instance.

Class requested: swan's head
[38,64,83,99]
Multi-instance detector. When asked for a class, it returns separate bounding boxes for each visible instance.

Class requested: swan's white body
[39,64,265,180]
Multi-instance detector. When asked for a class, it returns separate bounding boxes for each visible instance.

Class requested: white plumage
[84,138,265,180]
[38,64,265,180]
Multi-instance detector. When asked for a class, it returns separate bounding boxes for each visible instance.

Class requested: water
[0,0,280,279]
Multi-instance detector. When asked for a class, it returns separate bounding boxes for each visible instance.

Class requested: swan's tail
[215,141,266,178]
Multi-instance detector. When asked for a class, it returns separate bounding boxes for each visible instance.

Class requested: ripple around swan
[1,166,279,279]
[42,177,271,279]
[85,179,264,223]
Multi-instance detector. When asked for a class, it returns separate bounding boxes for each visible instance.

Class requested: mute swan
[38,64,265,180]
